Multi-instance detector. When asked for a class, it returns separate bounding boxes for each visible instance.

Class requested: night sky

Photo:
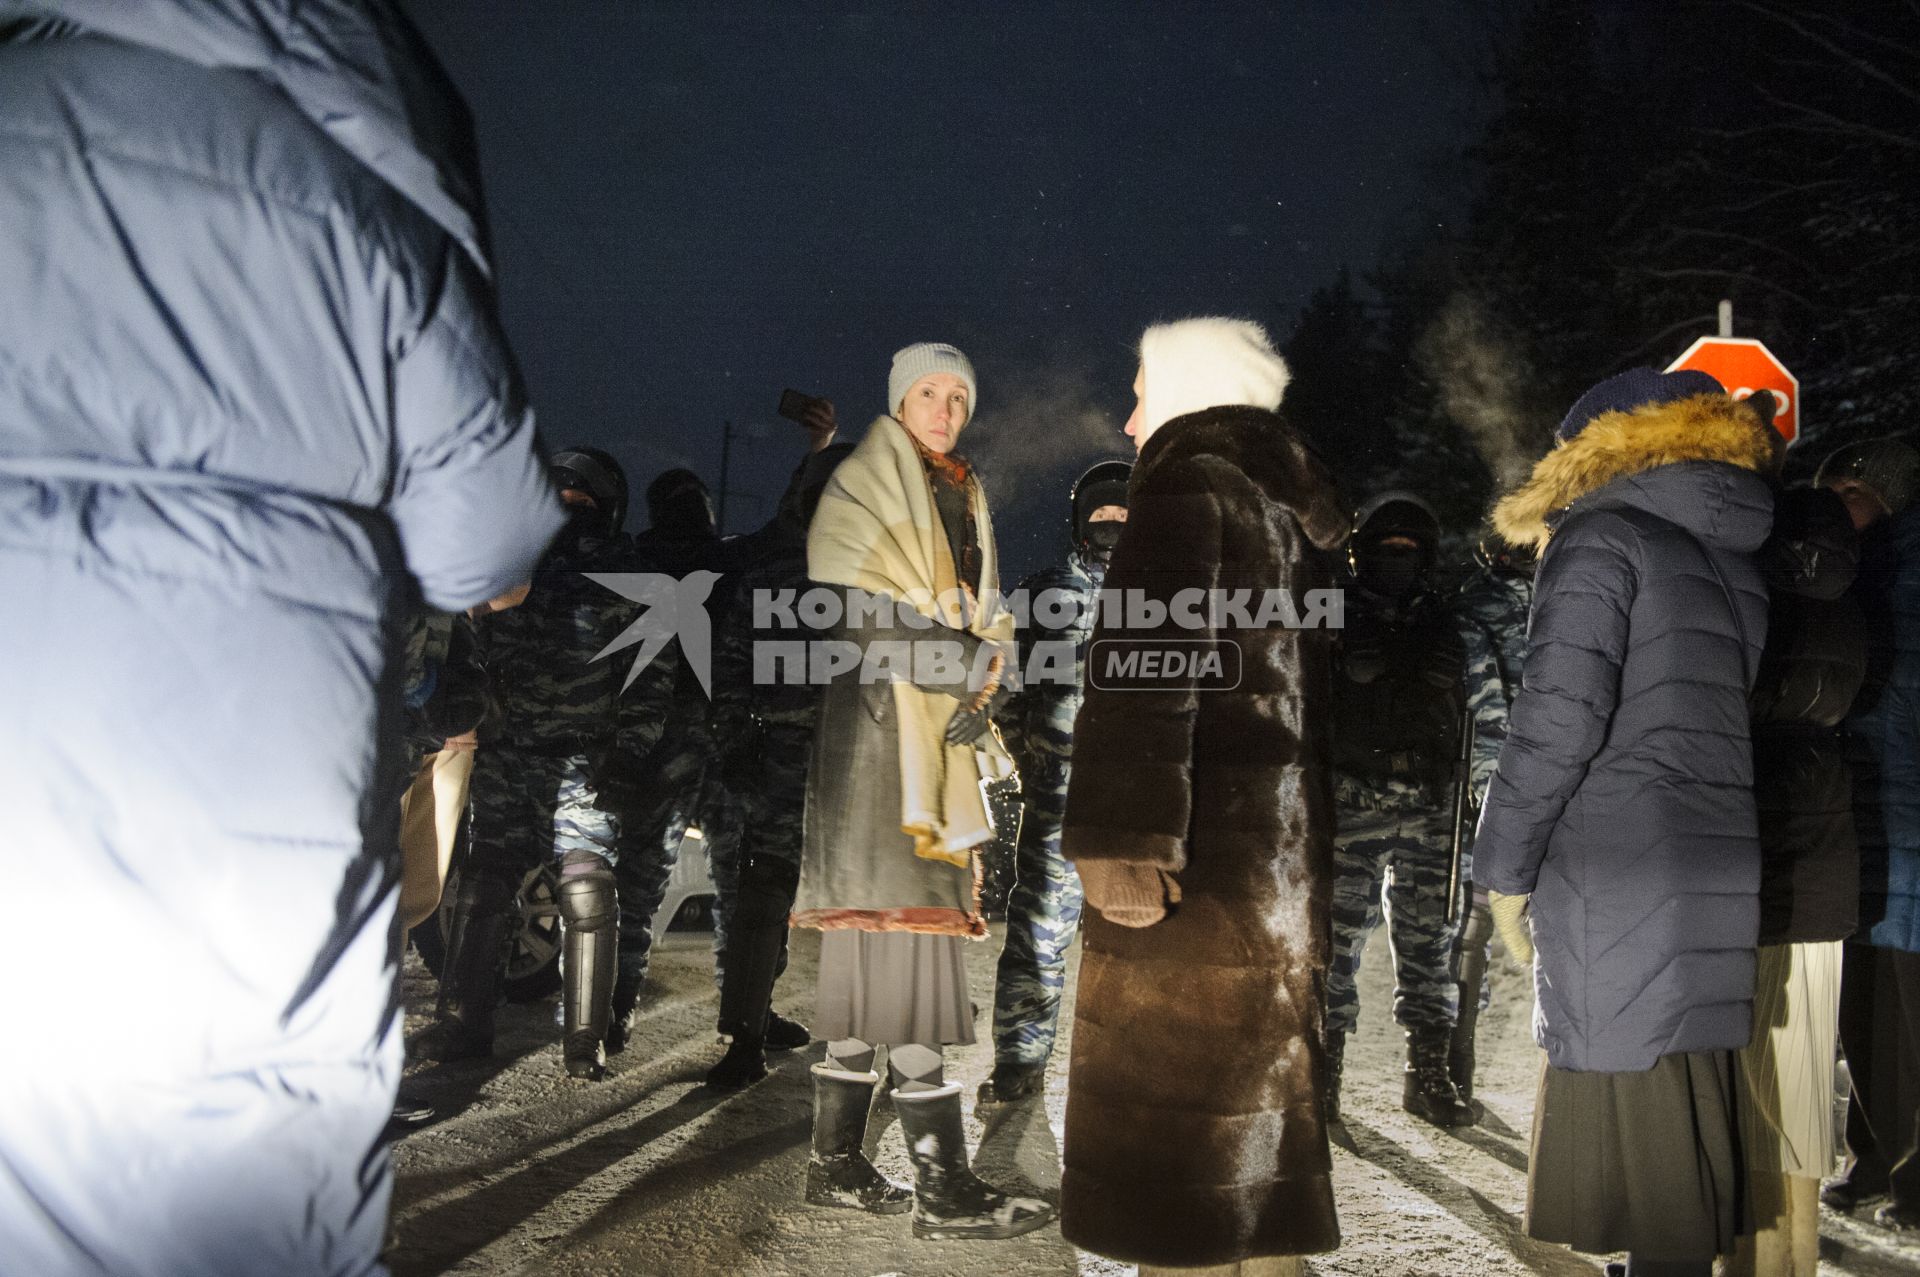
[402,3,1475,580]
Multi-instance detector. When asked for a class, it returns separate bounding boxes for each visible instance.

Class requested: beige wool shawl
[807,415,1015,866]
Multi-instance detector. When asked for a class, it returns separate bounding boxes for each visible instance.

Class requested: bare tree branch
[1736,0,1920,107]
[1753,85,1920,153]
[1623,266,1820,312]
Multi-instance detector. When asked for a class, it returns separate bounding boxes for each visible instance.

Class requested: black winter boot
[1450,900,1493,1103]
[1449,986,1480,1104]
[893,1083,1056,1240]
[1403,1028,1475,1127]
[706,1035,770,1090]
[976,1060,1045,1107]
[605,973,642,1055]
[804,1066,913,1214]
[1323,1028,1346,1125]
[763,1010,812,1051]
[556,859,618,1081]
[414,871,514,1062]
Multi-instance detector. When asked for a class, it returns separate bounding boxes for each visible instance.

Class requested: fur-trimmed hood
[1494,394,1778,550]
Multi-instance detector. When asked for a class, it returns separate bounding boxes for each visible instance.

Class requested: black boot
[605,973,642,1055]
[764,1009,812,1051]
[976,1060,1045,1106]
[1403,1028,1475,1127]
[1450,900,1493,1103]
[1449,986,1479,1104]
[804,1066,913,1214]
[893,1083,1056,1240]
[556,858,618,1081]
[1324,1028,1346,1125]
[717,854,807,1057]
[413,871,513,1062]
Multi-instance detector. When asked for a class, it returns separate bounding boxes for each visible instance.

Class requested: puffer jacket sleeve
[1473,511,1636,894]
[1062,454,1224,871]
[387,248,565,612]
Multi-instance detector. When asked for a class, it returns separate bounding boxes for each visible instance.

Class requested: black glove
[945,705,991,746]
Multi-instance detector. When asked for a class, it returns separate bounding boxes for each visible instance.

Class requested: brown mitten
[1076,859,1180,928]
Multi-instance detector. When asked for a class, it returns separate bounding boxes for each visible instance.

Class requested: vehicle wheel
[411,859,564,1003]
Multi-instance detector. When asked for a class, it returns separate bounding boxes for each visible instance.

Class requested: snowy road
[389,922,1920,1277]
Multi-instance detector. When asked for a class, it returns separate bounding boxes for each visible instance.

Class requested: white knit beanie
[888,342,978,418]
[1137,318,1290,436]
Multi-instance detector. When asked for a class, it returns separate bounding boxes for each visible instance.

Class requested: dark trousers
[1837,941,1920,1205]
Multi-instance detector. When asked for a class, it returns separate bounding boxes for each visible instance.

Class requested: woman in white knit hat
[1060,317,1347,1274]
[792,342,1055,1241]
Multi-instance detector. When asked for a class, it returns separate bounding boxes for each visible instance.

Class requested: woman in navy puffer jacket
[1475,367,1777,1277]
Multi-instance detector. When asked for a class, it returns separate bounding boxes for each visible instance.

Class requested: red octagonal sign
[1667,336,1800,444]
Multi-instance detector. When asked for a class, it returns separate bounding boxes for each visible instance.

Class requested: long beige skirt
[1737,940,1844,1178]
[814,929,977,1046]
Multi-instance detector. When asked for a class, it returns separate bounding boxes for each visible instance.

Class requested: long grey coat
[794,655,990,936]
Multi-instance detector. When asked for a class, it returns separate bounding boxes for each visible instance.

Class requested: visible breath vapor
[966,361,1133,563]
[1415,292,1544,492]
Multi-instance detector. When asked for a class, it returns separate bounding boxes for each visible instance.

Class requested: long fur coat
[1059,404,1347,1266]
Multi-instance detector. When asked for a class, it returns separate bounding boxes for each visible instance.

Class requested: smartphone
[777,389,819,423]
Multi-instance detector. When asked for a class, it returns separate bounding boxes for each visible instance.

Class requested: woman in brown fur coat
[1060,318,1347,1273]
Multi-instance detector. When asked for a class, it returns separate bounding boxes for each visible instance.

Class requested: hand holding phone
[779,389,838,451]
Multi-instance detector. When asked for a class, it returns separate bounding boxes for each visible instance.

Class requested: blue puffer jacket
[0,4,562,1274]
[1475,393,1775,1072]
[1847,507,1920,953]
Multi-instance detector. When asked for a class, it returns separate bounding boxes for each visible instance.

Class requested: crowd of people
[5,6,1920,1277]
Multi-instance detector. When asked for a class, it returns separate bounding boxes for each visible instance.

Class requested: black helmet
[1347,489,1440,574]
[1070,459,1132,558]
[646,467,716,536]
[550,446,629,534]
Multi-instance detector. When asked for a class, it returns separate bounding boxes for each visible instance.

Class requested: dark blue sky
[403,2,1475,579]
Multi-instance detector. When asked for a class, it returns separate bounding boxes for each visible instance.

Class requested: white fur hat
[888,342,977,418]
[1138,317,1291,435]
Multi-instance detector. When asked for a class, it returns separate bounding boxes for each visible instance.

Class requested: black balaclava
[646,467,717,539]
[550,445,629,538]
[1349,491,1440,600]
[1070,459,1132,569]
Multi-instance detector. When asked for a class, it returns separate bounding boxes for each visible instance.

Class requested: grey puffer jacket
[1476,393,1775,1072]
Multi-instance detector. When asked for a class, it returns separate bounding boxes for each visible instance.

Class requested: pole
[1446,708,1474,924]
[717,420,732,535]
[1718,299,1733,338]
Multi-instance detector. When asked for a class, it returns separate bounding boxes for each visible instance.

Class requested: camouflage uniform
[1326,581,1470,1038]
[698,557,788,993]
[1450,563,1534,1024]
[990,548,1104,1067]
[606,512,730,997]
[467,524,669,884]
[1456,565,1533,806]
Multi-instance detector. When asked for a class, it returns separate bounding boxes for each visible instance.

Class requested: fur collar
[1493,394,1777,550]
[1142,404,1347,551]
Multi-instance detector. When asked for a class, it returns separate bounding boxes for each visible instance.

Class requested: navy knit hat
[1555,367,1726,443]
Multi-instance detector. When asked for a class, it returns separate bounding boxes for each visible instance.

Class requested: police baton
[1446,709,1474,925]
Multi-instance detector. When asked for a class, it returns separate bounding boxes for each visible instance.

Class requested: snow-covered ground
[389,921,1920,1277]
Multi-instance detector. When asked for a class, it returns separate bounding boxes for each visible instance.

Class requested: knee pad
[556,856,617,932]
